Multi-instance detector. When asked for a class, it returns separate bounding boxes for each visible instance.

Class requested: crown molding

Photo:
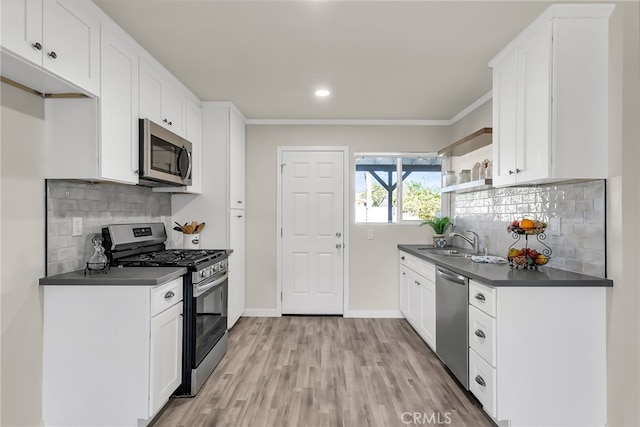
[245,91,492,126]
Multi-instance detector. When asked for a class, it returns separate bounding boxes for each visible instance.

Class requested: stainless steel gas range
[102,222,230,397]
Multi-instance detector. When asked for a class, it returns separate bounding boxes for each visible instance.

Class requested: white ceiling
[94,0,554,120]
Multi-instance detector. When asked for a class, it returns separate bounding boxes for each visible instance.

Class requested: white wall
[0,82,45,426]
[605,3,640,426]
[244,125,451,314]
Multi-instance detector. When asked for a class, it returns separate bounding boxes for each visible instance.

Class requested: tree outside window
[355,155,442,223]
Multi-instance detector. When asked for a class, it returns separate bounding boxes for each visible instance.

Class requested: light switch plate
[548,217,561,236]
[72,217,83,236]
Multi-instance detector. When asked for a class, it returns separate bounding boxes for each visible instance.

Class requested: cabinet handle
[163,118,168,123]
[32,42,42,50]
[236,215,243,218]
[515,168,522,173]
[401,256,405,260]
[475,375,486,387]
[508,170,515,175]
[474,329,486,339]
[475,293,486,301]
[415,281,420,286]
[164,290,175,300]
[47,51,57,59]
[336,243,343,249]
[237,201,243,204]
[168,121,173,126]
[402,272,406,276]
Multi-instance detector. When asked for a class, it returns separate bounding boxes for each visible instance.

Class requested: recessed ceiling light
[315,89,331,97]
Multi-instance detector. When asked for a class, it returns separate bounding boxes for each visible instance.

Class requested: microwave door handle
[183,145,192,180]
[193,272,228,297]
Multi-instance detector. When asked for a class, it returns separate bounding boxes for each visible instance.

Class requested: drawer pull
[474,329,486,339]
[475,375,486,387]
[475,293,486,301]
[164,290,175,300]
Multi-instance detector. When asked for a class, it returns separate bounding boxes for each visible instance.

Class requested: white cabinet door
[1,0,43,64]
[407,272,421,328]
[139,62,163,124]
[399,263,410,318]
[229,108,246,208]
[42,0,100,95]
[100,29,139,184]
[149,302,183,417]
[139,60,186,137]
[516,21,552,184]
[228,210,245,329]
[492,50,518,187]
[419,279,436,350]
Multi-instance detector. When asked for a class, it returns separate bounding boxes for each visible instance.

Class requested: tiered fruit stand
[507,225,552,269]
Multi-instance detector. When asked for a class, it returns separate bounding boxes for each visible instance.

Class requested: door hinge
[281,163,286,173]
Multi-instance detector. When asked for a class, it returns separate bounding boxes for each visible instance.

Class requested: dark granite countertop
[398,244,613,287]
[39,266,188,286]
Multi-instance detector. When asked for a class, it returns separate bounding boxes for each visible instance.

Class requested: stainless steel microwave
[139,118,193,187]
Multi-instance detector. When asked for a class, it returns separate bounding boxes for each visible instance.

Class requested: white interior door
[281,150,344,314]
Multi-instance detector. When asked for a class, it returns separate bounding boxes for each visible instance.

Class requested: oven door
[193,272,228,367]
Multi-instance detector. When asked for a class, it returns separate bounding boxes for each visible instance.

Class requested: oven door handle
[193,272,228,297]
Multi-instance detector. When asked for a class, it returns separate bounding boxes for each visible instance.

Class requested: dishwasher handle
[436,267,467,285]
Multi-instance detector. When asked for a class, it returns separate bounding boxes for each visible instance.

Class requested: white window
[355,154,442,223]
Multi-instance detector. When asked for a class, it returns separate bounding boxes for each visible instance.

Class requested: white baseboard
[344,310,403,318]
[242,308,280,317]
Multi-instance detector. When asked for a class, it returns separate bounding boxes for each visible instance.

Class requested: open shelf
[440,179,493,194]
[438,128,492,157]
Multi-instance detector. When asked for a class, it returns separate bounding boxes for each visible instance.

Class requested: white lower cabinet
[399,251,436,351]
[42,278,184,426]
[468,280,607,427]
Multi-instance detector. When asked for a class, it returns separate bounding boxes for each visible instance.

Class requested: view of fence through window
[355,155,442,223]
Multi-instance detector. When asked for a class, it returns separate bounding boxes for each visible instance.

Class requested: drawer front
[469,280,496,317]
[469,305,497,366]
[400,251,435,283]
[469,348,497,418]
[151,277,184,317]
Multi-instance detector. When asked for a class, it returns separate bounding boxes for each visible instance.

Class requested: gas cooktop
[116,249,226,267]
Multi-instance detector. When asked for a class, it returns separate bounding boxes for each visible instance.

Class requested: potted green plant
[421,216,452,247]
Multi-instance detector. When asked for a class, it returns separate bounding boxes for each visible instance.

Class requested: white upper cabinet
[490,4,614,187]
[44,24,139,185]
[1,0,100,96]
[139,59,187,137]
[99,28,139,184]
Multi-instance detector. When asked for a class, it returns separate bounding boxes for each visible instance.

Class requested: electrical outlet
[72,217,83,236]
[367,229,374,240]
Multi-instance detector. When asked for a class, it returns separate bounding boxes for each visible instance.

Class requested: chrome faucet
[449,230,480,255]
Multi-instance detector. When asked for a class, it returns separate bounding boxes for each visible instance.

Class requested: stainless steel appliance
[139,118,193,187]
[435,266,469,389]
[102,223,229,396]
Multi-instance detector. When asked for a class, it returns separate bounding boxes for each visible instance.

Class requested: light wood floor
[152,317,493,427]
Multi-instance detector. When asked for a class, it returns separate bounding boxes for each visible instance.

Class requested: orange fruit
[519,219,535,230]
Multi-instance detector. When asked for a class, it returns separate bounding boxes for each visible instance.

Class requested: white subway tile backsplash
[452,180,605,277]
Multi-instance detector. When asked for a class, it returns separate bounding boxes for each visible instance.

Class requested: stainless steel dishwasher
[435,266,469,389]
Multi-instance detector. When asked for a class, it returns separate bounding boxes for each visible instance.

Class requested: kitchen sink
[415,248,474,258]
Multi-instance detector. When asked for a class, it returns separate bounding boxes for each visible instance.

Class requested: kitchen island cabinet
[41,273,184,427]
[490,4,614,187]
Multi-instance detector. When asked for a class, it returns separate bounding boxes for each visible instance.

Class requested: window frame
[354,152,442,224]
